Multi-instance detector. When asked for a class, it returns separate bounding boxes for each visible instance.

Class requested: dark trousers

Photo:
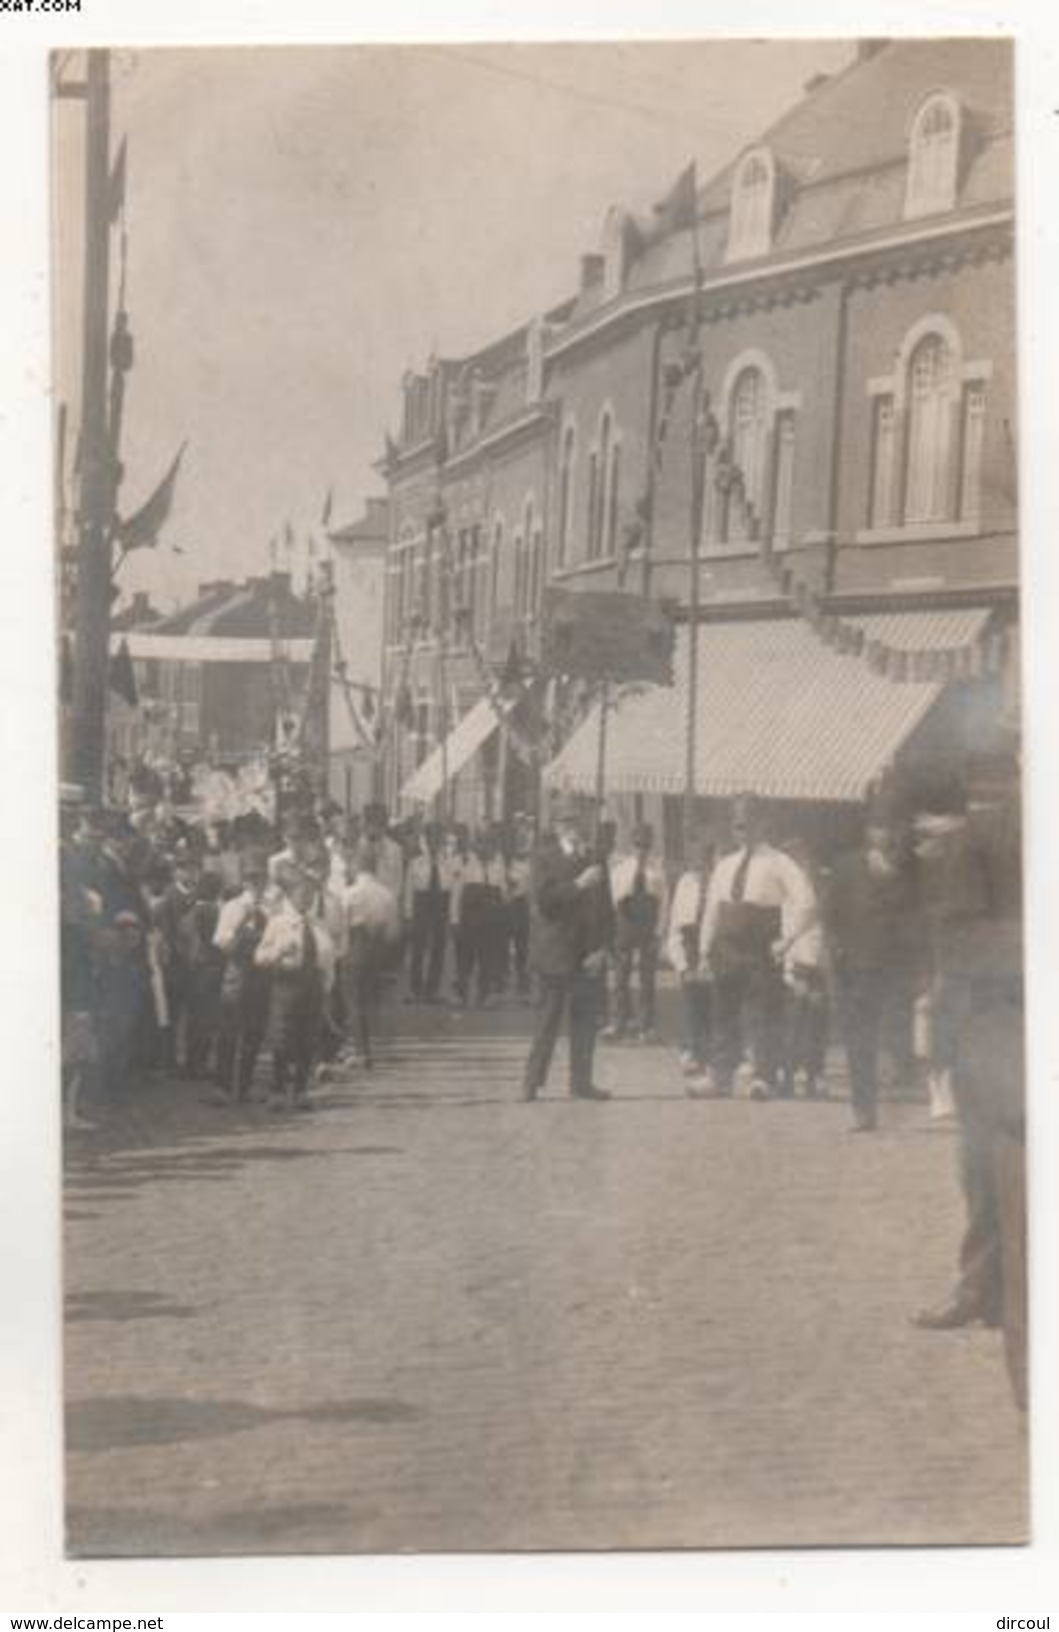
[455,885,503,1003]
[344,946,385,1067]
[524,971,601,1096]
[216,973,270,1100]
[505,897,530,993]
[268,972,324,1102]
[161,959,189,1070]
[711,957,785,1091]
[409,889,449,999]
[681,976,711,1067]
[951,990,1027,1409]
[781,976,829,1094]
[614,931,658,1032]
[837,964,913,1122]
[186,964,223,1080]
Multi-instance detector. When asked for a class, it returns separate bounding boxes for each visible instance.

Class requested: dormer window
[905,91,961,219]
[726,147,775,262]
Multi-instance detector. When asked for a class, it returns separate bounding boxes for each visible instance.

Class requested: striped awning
[544,609,991,804]
[400,696,499,806]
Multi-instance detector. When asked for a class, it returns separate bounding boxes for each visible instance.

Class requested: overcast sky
[53,39,854,610]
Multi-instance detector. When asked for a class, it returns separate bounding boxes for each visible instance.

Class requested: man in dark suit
[912,769,1025,1411]
[521,799,614,1102]
[826,793,926,1131]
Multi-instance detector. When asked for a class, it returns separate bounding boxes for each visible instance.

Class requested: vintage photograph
[53,38,1025,1554]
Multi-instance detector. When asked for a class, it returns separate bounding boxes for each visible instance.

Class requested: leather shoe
[571,1084,611,1101]
[913,1301,985,1330]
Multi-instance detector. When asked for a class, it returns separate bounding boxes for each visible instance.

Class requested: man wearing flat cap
[521,796,614,1102]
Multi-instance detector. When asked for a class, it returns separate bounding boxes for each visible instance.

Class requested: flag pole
[682,167,705,851]
[69,49,114,803]
[594,677,610,848]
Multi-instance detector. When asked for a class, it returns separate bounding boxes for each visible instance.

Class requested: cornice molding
[545,206,1013,362]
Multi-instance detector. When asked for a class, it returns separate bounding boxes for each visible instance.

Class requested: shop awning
[544,609,991,805]
[400,696,499,806]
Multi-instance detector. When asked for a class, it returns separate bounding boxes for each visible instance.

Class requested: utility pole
[69,50,114,803]
[682,357,707,847]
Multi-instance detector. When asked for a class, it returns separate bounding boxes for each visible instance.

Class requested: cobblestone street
[63,997,1027,1556]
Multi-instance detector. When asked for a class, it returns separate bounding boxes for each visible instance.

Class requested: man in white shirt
[212,848,272,1103]
[254,869,335,1110]
[665,825,719,1093]
[362,802,405,905]
[404,821,455,1003]
[452,827,507,1007]
[701,794,815,1100]
[606,823,669,1042]
[341,844,401,1067]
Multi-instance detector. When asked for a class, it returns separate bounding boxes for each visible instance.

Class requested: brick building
[380,39,1017,850]
[106,573,315,773]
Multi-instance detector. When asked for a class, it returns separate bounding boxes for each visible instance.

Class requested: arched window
[593,415,611,559]
[727,148,775,262]
[904,333,953,523]
[587,411,621,562]
[586,451,599,563]
[905,92,960,218]
[606,439,622,559]
[726,367,769,540]
[557,425,576,569]
[520,500,537,617]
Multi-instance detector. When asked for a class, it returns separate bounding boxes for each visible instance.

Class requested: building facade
[379,39,1016,852]
[327,497,389,810]
[105,573,315,777]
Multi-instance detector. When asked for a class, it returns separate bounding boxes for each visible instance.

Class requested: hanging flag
[283,520,295,555]
[652,161,698,236]
[109,638,138,706]
[116,442,186,551]
[320,488,333,529]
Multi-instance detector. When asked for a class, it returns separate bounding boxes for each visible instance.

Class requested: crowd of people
[514,781,1025,1410]
[58,794,539,1124]
[59,765,1026,1406]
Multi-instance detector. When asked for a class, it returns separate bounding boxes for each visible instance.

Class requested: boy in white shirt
[254,869,335,1111]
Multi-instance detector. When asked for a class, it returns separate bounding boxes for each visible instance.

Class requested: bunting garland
[642,336,1010,685]
[754,522,1010,683]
